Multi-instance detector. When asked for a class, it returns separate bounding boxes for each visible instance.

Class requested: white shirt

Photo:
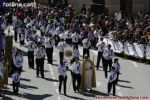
[73,49,80,58]
[93,30,99,38]
[108,71,117,83]
[57,41,66,52]
[20,33,25,41]
[108,31,114,40]
[58,65,67,77]
[96,41,105,52]
[103,48,114,60]
[82,39,91,49]
[112,63,120,72]
[45,37,55,48]
[13,55,23,68]
[66,31,72,39]
[114,12,122,21]
[26,41,36,52]
[12,72,20,83]
[72,33,79,43]
[70,62,81,74]
[35,47,46,59]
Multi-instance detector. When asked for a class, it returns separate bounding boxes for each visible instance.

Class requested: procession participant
[103,44,114,78]
[12,49,23,75]
[35,42,46,78]
[114,10,122,21]
[71,32,79,49]
[80,54,96,92]
[93,27,100,48]
[107,67,117,96]
[96,37,105,70]
[57,38,67,64]
[70,57,81,92]
[45,34,55,64]
[58,61,68,95]
[65,30,72,46]
[82,38,91,58]
[73,46,80,59]
[25,40,36,69]
[12,70,21,94]
[19,32,25,47]
[112,58,120,84]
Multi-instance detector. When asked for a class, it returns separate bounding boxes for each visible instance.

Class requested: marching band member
[107,67,117,96]
[26,40,36,69]
[82,38,91,58]
[66,30,72,46]
[112,58,120,84]
[58,61,68,95]
[73,46,80,59]
[70,57,81,93]
[72,32,79,49]
[45,35,55,64]
[35,43,46,78]
[13,49,24,75]
[103,44,115,78]
[12,70,21,94]
[19,33,25,47]
[57,38,67,64]
[96,37,105,70]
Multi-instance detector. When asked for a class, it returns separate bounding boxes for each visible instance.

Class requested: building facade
[69,0,150,15]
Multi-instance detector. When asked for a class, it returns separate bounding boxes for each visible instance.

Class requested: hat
[114,58,119,62]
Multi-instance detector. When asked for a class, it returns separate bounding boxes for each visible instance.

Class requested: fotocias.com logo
[3,2,37,8]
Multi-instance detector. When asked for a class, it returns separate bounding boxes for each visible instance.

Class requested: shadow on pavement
[118,79,131,83]
[20,78,31,82]
[43,77,59,82]
[66,94,87,100]
[3,96,15,100]
[23,93,52,100]
[19,84,38,90]
[79,90,109,97]
[117,84,134,89]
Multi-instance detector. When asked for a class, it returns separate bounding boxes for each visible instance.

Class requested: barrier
[103,38,146,59]
[146,46,150,60]
[124,42,135,56]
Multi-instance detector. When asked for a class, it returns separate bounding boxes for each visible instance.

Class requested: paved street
[1,41,150,100]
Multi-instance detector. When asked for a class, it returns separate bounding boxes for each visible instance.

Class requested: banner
[108,40,123,53]
[124,42,135,56]
[146,46,150,60]
[133,43,144,58]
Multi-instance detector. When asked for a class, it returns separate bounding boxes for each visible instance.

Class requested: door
[120,0,132,16]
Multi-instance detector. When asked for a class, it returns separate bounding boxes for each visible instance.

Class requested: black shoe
[74,91,77,93]
[64,93,67,96]
[89,89,93,92]
[42,76,45,78]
